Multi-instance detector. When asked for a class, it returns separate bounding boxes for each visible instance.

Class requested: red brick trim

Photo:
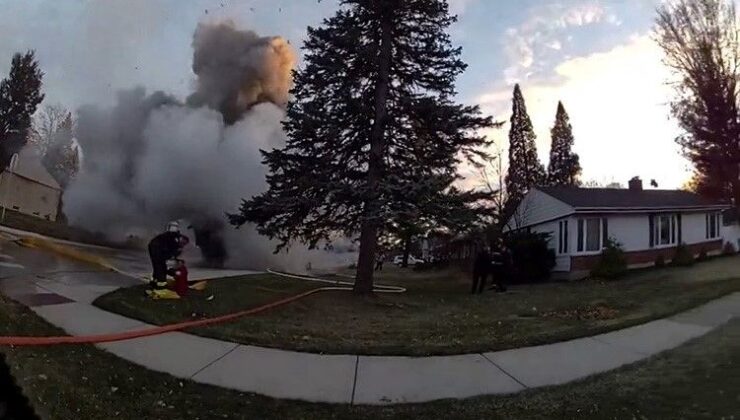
[571,240,723,272]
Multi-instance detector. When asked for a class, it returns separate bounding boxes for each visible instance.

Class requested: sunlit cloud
[477,35,691,189]
[502,2,620,83]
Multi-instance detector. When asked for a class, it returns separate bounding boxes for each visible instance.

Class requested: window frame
[576,217,605,255]
[652,214,678,248]
[706,212,721,239]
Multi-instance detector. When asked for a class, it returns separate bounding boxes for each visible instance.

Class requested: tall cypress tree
[230,0,493,294]
[0,51,44,172]
[546,101,581,186]
[505,84,545,212]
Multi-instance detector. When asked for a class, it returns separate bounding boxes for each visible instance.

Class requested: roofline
[573,204,730,213]
[504,205,731,231]
[2,171,62,191]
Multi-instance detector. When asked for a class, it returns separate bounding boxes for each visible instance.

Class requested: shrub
[697,248,708,262]
[503,231,555,284]
[672,243,695,267]
[591,239,628,280]
[723,241,738,256]
[655,254,666,268]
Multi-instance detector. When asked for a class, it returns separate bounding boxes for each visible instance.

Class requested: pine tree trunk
[355,15,393,295]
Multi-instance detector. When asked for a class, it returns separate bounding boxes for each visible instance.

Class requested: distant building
[505,177,734,279]
[0,145,61,221]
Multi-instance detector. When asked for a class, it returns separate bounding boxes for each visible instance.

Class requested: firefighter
[148,221,189,291]
[471,246,492,294]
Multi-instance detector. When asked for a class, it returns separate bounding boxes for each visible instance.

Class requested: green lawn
[1,294,739,419]
[95,255,740,356]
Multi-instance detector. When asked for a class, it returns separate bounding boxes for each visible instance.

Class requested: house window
[558,220,569,254]
[706,212,721,239]
[652,214,678,247]
[577,217,606,253]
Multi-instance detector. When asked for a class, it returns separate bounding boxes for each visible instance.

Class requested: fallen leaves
[541,305,619,321]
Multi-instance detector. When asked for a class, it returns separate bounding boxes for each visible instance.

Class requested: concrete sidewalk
[2,240,739,405]
[3,272,738,404]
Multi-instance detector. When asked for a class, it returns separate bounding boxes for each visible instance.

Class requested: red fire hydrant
[168,259,189,296]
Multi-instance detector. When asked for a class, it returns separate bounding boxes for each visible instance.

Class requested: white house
[0,145,62,221]
[505,178,734,279]
[724,208,740,251]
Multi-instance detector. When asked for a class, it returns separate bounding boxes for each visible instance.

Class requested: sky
[0,0,692,189]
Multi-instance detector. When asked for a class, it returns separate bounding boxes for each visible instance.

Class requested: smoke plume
[64,21,356,271]
[187,22,295,124]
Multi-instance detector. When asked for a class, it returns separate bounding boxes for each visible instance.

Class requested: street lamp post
[1,153,20,223]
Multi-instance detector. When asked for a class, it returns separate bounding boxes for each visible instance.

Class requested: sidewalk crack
[480,353,528,389]
[189,343,240,379]
[350,356,359,405]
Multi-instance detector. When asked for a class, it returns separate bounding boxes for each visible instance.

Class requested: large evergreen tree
[230,0,493,294]
[505,84,545,214]
[0,51,44,171]
[656,0,740,207]
[546,101,581,186]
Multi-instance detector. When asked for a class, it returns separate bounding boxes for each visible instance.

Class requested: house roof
[5,145,61,190]
[538,186,728,211]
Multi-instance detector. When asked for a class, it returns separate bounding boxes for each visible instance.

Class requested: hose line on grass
[0,269,405,346]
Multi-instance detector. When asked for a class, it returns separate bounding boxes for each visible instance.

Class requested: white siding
[604,215,649,252]
[681,212,708,245]
[0,173,60,221]
[506,188,573,230]
[531,220,560,249]
[531,219,570,272]
[723,224,740,251]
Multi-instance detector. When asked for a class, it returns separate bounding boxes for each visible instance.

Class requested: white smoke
[63,21,356,272]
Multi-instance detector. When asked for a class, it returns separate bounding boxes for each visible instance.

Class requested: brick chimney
[628,176,643,191]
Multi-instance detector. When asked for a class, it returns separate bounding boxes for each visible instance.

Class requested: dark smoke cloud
[63,22,354,271]
[187,21,295,124]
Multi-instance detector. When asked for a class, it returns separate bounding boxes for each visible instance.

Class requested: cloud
[448,0,475,16]
[556,4,608,27]
[502,2,620,83]
[478,35,691,189]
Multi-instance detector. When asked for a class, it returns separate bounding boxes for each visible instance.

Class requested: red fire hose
[0,269,405,347]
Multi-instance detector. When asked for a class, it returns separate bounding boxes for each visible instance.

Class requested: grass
[0,208,128,248]
[95,255,740,356]
[2,293,739,419]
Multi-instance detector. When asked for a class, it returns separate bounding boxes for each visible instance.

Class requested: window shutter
[602,218,609,248]
[705,213,709,239]
[577,219,584,252]
[649,215,654,248]
[558,222,563,254]
[677,214,682,244]
[564,220,569,253]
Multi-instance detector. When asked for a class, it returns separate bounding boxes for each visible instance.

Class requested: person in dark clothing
[472,248,492,294]
[375,252,385,271]
[148,222,189,290]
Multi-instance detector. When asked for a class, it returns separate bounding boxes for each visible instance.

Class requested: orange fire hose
[3,237,406,347]
[0,286,343,346]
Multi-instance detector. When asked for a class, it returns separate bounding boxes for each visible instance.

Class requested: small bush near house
[672,243,695,267]
[503,231,555,284]
[723,242,738,255]
[591,239,628,280]
[655,254,666,268]
[697,248,709,262]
